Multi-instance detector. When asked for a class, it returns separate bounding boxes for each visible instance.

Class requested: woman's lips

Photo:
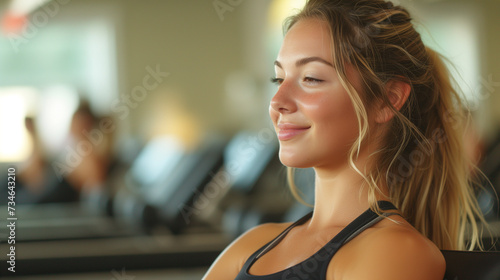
[277,123,310,141]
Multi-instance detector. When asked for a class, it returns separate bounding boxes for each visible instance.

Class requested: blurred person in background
[1,99,116,204]
[0,116,77,204]
[62,100,115,193]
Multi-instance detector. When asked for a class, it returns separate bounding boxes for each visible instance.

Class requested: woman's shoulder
[202,221,292,280]
[364,222,446,264]
[336,217,446,280]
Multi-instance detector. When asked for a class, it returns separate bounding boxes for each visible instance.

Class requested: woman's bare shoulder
[202,222,292,280]
[340,219,446,280]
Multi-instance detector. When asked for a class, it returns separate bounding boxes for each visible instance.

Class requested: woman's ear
[375,80,411,123]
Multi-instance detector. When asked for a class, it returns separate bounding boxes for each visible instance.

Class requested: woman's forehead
[277,18,334,67]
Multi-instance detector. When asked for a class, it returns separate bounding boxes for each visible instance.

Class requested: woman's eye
[270,77,284,86]
[303,77,323,84]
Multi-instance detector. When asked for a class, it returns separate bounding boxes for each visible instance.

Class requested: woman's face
[270,18,364,170]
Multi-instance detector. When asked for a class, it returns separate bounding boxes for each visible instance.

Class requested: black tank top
[234,201,398,280]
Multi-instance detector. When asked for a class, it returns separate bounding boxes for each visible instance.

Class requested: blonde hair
[284,0,487,250]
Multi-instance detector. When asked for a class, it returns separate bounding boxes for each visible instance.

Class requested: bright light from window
[0,87,37,162]
[37,86,79,156]
[268,0,306,29]
[418,13,480,108]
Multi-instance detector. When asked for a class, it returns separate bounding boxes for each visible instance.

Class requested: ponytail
[387,48,486,250]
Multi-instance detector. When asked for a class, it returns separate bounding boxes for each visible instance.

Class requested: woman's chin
[278,152,312,169]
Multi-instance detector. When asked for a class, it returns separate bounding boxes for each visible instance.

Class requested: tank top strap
[314,201,398,276]
[238,210,313,274]
[236,201,398,280]
[326,200,398,247]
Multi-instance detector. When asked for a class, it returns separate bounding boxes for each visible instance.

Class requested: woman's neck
[307,157,390,232]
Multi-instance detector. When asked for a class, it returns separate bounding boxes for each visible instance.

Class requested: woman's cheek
[297,92,332,118]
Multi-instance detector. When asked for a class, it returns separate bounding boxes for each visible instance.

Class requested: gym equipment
[113,134,226,234]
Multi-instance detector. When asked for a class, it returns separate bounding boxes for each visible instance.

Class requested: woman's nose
[270,82,297,114]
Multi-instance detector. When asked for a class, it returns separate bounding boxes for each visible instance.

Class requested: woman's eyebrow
[274,56,334,69]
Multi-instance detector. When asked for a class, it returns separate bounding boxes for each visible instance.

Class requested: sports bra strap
[256,200,397,259]
[235,201,399,280]
[331,200,398,245]
[255,211,313,259]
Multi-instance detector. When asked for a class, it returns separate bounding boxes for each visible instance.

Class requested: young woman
[204,0,486,279]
